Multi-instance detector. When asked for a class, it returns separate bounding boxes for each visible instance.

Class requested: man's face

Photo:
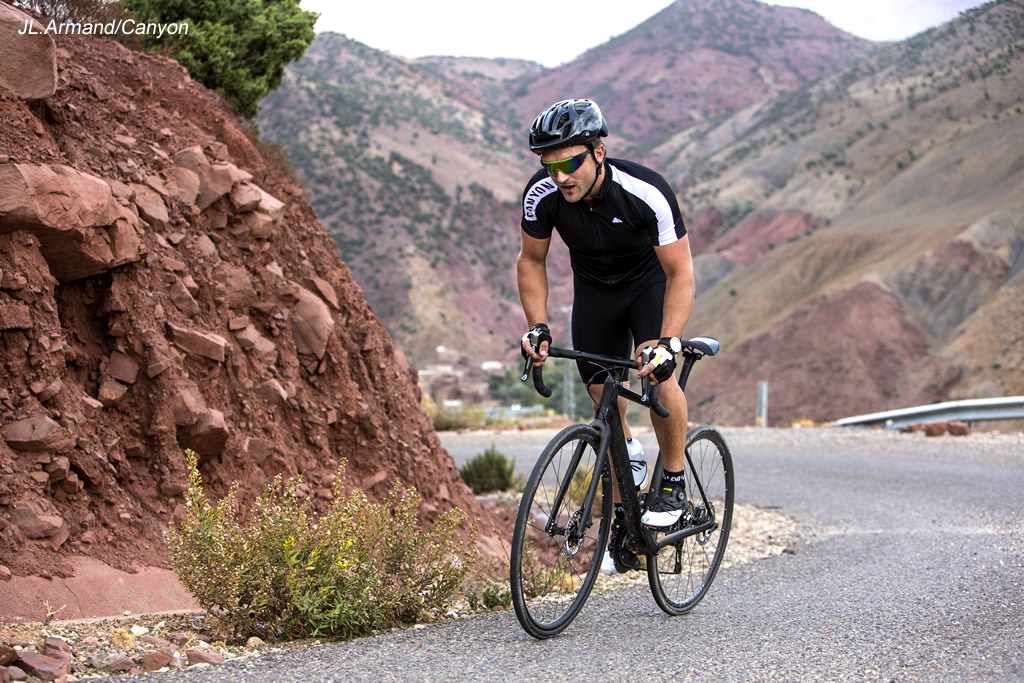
[540,144,603,203]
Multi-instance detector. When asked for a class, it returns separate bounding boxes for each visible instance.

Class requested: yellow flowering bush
[166,450,478,641]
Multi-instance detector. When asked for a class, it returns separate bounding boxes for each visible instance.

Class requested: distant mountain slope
[676,0,1024,424]
[508,0,877,154]
[259,0,872,368]
[258,34,537,364]
[261,0,1023,425]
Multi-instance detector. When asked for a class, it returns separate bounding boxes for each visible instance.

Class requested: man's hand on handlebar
[521,323,552,365]
[635,338,677,384]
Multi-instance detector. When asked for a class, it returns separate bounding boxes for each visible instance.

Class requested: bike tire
[647,425,734,615]
[510,423,612,638]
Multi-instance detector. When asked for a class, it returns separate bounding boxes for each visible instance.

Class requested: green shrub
[166,450,478,642]
[431,404,485,431]
[467,582,512,610]
[459,444,515,494]
[124,0,318,118]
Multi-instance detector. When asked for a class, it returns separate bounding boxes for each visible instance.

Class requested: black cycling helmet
[528,99,608,153]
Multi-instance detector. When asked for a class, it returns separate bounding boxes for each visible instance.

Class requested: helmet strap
[580,151,602,202]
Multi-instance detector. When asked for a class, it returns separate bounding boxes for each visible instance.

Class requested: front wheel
[647,425,734,615]
[510,423,612,638]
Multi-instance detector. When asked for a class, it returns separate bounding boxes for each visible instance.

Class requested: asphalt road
[138,427,1024,682]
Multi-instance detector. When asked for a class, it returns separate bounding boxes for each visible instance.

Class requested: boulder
[41,636,70,664]
[131,183,169,228]
[143,649,174,672]
[8,505,65,540]
[0,163,144,282]
[213,263,257,308]
[30,378,62,403]
[1,270,28,290]
[185,648,225,666]
[244,210,276,240]
[97,376,128,406]
[0,302,32,330]
[228,183,262,212]
[256,379,287,406]
[947,421,971,436]
[81,395,104,418]
[90,652,134,672]
[168,279,200,316]
[171,146,234,210]
[2,415,73,452]
[166,322,228,362]
[304,276,339,310]
[165,166,201,207]
[170,383,208,426]
[254,185,286,221]
[292,285,334,360]
[177,409,229,460]
[233,324,262,350]
[0,4,57,100]
[15,650,68,681]
[106,351,139,384]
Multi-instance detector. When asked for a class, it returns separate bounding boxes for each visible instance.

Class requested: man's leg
[641,374,690,527]
[649,376,687,473]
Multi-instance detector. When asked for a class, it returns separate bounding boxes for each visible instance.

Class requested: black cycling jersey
[521,157,686,288]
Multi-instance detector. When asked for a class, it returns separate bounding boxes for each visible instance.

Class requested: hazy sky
[301,0,984,68]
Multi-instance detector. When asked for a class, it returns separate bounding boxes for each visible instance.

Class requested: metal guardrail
[834,396,1024,430]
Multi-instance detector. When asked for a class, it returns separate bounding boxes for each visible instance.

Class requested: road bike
[509,338,734,639]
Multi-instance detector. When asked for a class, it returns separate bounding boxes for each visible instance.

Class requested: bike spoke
[648,426,734,615]
[511,425,610,638]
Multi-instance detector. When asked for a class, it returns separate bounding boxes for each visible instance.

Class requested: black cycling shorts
[570,269,666,385]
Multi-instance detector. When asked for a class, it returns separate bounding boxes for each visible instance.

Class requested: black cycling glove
[521,323,552,359]
[648,345,677,383]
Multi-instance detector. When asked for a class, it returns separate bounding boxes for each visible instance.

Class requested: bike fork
[545,434,605,540]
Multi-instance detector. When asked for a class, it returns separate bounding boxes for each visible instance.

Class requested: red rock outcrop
[0,14,488,608]
[0,4,56,100]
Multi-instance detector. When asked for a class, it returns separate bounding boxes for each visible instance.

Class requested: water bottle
[627,437,648,491]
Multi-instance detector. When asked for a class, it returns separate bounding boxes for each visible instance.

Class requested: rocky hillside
[260,0,1024,426]
[257,34,538,365]
[671,0,1024,425]
[258,0,876,368]
[0,3,489,595]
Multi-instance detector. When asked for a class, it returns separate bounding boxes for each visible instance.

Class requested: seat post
[677,353,698,391]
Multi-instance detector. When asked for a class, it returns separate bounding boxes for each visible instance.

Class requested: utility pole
[756,381,768,427]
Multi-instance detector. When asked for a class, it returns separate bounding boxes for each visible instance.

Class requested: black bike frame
[532,348,718,556]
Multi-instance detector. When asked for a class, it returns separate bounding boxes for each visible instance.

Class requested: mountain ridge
[258,0,1024,425]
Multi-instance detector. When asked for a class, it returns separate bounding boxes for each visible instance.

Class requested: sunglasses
[541,149,592,176]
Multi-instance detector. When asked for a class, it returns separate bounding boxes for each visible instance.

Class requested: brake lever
[639,347,670,418]
[520,356,533,382]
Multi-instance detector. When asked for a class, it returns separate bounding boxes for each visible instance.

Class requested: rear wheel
[647,425,734,615]
[510,424,612,638]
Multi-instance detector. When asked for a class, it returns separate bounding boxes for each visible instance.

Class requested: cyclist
[517,99,696,568]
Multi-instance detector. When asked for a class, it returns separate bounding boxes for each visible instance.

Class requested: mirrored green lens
[542,150,590,176]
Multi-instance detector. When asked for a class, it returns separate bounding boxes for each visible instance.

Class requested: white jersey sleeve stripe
[612,166,679,246]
